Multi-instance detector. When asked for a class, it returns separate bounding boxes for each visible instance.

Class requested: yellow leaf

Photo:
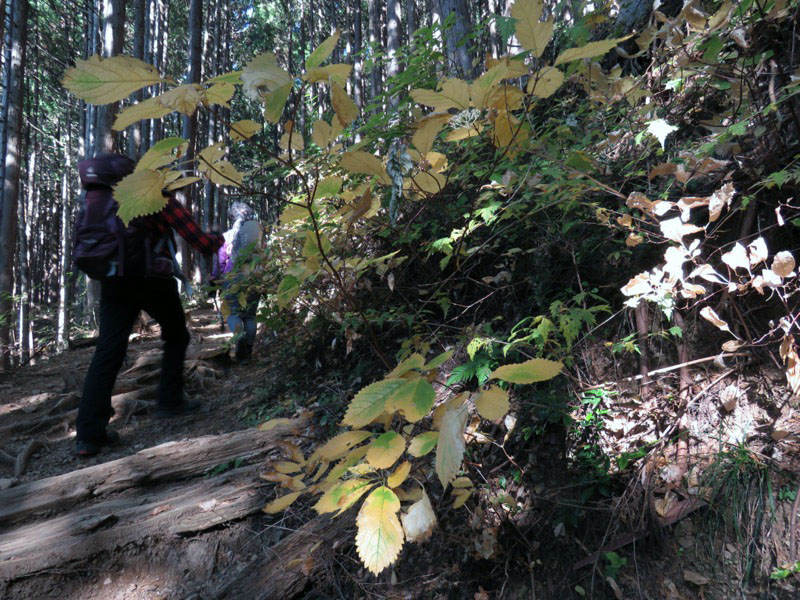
[554,36,633,66]
[158,84,205,115]
[280,202,309,224]
[410,86,465,112]
[342,379,407,428]
[408,432,439,457]
[198,141,226,166]
[471,64,512,110]
[113,96,172,131]
[306,29,340,70]
[401,489,437,542]
[435,402,468,488]
[445,125,482,142]
[317,430,373,462]
[205,160,244,187]
[387,461,412,488]
[312,119,333,148]
[412,113,450,155]
[490,358,563,384]
[62,54,164,105]
[386,377,435,422]
[492,110,525,149]
[475,385,510,420]
[205,70,242,84]
[439,78,470,109]
[355,486,404,575]
[165,176,202,191]
[330,81,358,126]
[366,431,406,469]
[273,461,302,474]
[343,186,373,232]
[451,489,471,509]
[263,82,292,124]
[527,66,564,98]
[314,478,375,515]
[408,171,446,195]
[452,476,473,489]
[699,306,734,335]
[230,119,261,141]
[263,490,303,514]
[486,85,525,111]
[387,353,426,378]
[242,52,292,99]
[511,0,554,57]
[424,350,454,370]
[113,170,168,226]
[324,445,370,483]
[279,131,304,151]
[340,151,389,183]
[206,81,237,106]
[306,64,352,85]
[259,417,296,431]
[135,137,188,171]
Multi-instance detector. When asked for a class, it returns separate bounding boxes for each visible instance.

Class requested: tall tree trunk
[177,0,202,287]
[0,0,27,370]
[94,0,126,154]
[406,0,416,43]
[386,0,400,107]
[352,0,363,109]
[438,0,473,77]
[57,125,73,351]
[128,0,146,158]
[368,0,380,110]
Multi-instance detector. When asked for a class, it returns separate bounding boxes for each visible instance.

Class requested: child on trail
[211,202,264,362]
[74,154,224,457]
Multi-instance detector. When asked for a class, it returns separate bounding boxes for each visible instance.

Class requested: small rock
[103,577,112,585]
[0,478,16,490]
[684,569,710,586]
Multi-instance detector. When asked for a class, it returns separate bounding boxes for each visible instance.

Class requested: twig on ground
[14,438,47,477]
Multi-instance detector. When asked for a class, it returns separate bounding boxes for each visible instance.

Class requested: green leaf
[489,358,563,384]
[386,377,435,422]
[276,274,301,309]
[342,379,406,428]
[387,353,426,378]
[313,175,342,200]
[408,431,439,457]
[113,170,168,226]
[263,82,293,124]
[306,29,341,70]
[554,35,632,66]
[355,486,404,575]
[314,478,375,515]
[424,350,453,370]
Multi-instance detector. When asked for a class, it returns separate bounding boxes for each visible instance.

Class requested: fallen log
[203,517,343,600]
[0,417,308,526]
[0,465,265,580]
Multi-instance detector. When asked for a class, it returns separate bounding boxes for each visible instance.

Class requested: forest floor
[1,308,799,599]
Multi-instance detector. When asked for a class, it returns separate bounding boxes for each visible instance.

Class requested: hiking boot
[235,340,253,363]
[76,430,120,458]
[151,398,202,419]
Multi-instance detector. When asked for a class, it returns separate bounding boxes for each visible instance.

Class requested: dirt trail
[0,308,327,600]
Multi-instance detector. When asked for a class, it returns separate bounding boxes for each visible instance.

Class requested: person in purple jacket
[212,202,264,361]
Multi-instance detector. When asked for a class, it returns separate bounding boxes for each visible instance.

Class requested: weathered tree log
[0,465,265,580]
[204,516,343,600]
[0,417,307,526]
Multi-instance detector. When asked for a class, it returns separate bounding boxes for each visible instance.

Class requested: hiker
[74,153,224,457]
[211,202,264,362]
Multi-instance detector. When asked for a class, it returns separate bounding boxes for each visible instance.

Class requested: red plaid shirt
[147,196,223,255]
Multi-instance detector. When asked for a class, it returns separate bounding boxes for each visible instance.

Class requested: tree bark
[386,0,401,107]
[93,0,126,155]
[0,0,28,371]
[438,0,474,77]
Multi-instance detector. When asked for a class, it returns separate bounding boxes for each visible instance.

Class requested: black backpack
[73,154,175,280]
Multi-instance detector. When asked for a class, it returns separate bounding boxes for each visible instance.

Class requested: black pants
[76,277,190,443]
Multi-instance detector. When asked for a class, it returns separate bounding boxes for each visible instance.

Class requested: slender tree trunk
[128,0,146,158]
[0,0,27,370]
[406,0,416,42]
[368,0,380,110]
[438,0,473,77]
[94,0,126,154]
[386,0,400,108]
[57,125,73,351]
[353,0,362,110]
